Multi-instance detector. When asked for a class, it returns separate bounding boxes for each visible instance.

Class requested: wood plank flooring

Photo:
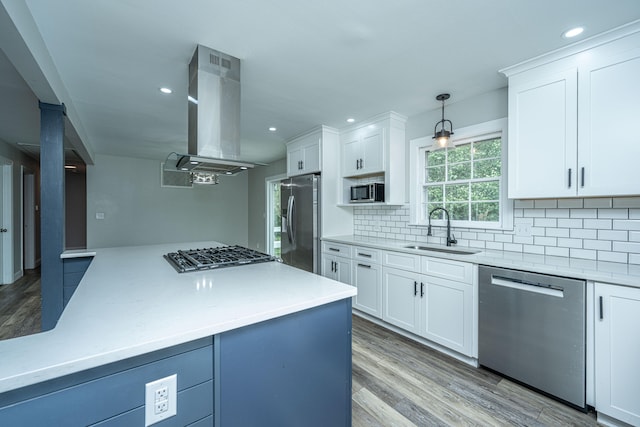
[0,268,41,340]
[352,314,598,427]
[1,274,599,426]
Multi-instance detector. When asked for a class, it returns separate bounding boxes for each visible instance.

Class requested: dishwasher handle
[491,275,564,298]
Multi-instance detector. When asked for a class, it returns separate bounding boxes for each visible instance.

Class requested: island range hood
[165,45,255,180]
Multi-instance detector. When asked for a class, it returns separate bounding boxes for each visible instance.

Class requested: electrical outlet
[145,374,177,426]
[515,223,532,237]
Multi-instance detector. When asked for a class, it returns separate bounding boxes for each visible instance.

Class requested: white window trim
[409,117,513,231]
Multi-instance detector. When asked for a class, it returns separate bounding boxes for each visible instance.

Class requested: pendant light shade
[432,93,454,149]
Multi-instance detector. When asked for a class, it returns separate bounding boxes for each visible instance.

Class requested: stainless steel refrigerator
[280,173,320,273]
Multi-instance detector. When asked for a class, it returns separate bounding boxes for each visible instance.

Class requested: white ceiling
[1,1,640,165]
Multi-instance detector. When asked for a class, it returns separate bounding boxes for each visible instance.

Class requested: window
[410,118,512,230]
[265,174,286,257]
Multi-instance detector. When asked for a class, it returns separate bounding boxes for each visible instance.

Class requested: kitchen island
[0,242,356,426]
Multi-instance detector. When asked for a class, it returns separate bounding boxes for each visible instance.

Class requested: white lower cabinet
[322,254,351,284]
[382,266,421,334]
[595,282,640,426]
[352,247,382,317]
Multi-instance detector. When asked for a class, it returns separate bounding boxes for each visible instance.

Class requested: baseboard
[13,269,23,282]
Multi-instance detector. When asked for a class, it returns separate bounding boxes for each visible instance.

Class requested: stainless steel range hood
[166,45,255,177]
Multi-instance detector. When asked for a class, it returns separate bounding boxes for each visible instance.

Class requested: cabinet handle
[329,247,340,252]
[360,158,364,169]
[599,296,603,320]
[568,168,572,188]
[358,263,371,269]
[581,167,585,187]
[358,253,372,258]
[356,159,359,170]
[414,281,417,296]
[420,282,425,298]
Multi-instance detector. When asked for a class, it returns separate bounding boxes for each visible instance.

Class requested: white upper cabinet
[286,130,321,176]
[502,24,640,199]
[342,126,384,177]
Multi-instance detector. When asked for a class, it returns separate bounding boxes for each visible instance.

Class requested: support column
[39,102,65,331]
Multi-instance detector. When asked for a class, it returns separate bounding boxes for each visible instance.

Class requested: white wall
[87,154,249,248]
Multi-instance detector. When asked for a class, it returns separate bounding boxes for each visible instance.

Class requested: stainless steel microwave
[350,183,385,203]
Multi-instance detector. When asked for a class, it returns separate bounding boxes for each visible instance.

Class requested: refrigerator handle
[287,195,295,245]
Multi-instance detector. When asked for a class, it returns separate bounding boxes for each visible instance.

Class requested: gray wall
[65,169,86,250]
[247,158,286,252]
[0,139,40,279]
[87,154,249,248]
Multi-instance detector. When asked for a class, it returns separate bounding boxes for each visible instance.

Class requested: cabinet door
[321,255,337,281]
[287,132,321,177]
[595,283,640,426]
[334,256,352,285]
[578,48,640,197]
[360,128,384,175]
[507,68,578,199]
[421,276,473,356]
[382,267,421,334]
[287,146,304,176]
[341,133,360,177]
[353,261,382,318]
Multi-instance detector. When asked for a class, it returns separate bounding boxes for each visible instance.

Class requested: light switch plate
[145,374,177,426]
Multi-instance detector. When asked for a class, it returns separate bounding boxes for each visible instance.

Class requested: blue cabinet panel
[62,257,93,307]
[0,340,213,426]
[216,299,353,427]
[91,381,213,426]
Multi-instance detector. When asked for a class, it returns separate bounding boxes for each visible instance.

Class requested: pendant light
[432,93,454,150]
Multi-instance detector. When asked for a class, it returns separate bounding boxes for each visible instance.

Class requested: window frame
[409,118,512,231]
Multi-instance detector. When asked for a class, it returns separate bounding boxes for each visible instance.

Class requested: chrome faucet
[427,207,457,246]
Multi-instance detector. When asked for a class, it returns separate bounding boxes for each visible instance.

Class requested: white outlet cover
[145,374,177,426]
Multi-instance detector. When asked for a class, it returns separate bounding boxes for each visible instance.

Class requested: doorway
[0,156,13,284]
[23,167,36,270]
[265,174,285,257]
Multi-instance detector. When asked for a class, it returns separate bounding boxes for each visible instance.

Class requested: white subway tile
[598,208,629,219]
[613,241,640,254]
[523,208,546,218]
[570,228,597,239]
[557,238,583,248]
[477,233,495,241]
[545,209,570,218]
[584,198,612,208]
[531,227,546,236]
[494,234,513,243]
[570,248,597,260]
[534,200,557,209]
[598,251,628,263]
[535,236,557,246]
[513,208,524,218]
[630,231,640,242]
[514,217,534,225]
[546,247,569,257]
[546,228,570,238]
[523,245,545,254]
[557,218,583,228]
[514,200,534,208]
[613,197,640,208]
[534,218,557,227]
[513,236,534,244]
[583,239,611,251]
[558,199,584,208]
[613,220,640,231]
[583,219,612,230]
[469,241,486,249]
[629,254,640,265]
[461,231,477,240]
[503,243,523,252]
[630,209,640,219]
[485,241,504,251]
[598,229,628,241]
[570,209,597,219]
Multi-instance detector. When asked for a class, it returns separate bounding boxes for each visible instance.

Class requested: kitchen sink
[403,245,481,255]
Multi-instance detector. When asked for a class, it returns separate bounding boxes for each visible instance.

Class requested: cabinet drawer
[322,242,351,257]
[383,251,420,271]
[353,246,381,264]
[421,257,473,283]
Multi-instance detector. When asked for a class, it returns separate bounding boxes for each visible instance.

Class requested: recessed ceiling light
[160,87,173,94]
[268,127,277,132]
[347,118,355,123]
[563,27,584,39]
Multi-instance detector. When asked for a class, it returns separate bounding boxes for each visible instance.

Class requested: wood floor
[0,268,41,340]
[352,314,598,426]
[1,274,598,426]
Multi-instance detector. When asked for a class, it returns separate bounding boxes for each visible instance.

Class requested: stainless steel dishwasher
[478,265,586,410]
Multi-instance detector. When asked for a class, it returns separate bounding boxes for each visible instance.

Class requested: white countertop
[324,235,640,288]
[0,242,356,393]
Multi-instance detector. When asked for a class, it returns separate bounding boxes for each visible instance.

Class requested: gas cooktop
[164,245,276,273]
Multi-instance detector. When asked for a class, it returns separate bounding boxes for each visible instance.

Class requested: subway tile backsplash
[352,197,640,265]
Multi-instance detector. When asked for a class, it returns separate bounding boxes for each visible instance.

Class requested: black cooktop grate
[164,245,276,273]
